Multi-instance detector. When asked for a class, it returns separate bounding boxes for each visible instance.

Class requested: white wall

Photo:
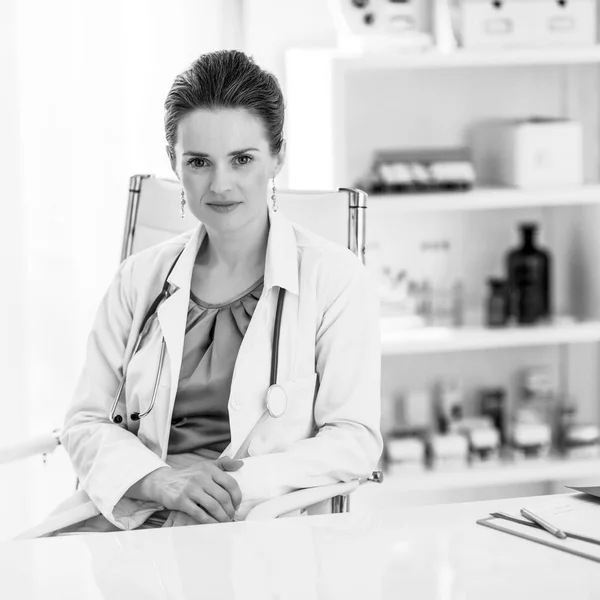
[243,0,336,79]
[242,0,338,188]
[0,0,31,539]
[0,0,242,540]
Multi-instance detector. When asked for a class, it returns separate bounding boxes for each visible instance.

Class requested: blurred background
[2,0,600,539]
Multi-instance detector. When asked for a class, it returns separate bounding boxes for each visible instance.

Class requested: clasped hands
[127,456,244,524]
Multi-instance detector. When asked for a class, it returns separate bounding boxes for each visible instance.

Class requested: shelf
[369,185,600,213]
[381,457,600,494]
[291,46,600,71]
[380,320,600,355]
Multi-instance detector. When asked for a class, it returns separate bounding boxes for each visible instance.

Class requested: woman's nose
[209,166,233,194]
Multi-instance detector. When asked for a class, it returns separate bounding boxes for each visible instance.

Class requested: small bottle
[420,280,433,323]
[436,378,463,434]
[452,279,464,327]
[430,240,456,327]
[556,398,577,455]
[480,387,507,446]
[431,241,450,325]
[486,278,510,327]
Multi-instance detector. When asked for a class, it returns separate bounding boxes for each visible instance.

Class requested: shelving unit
[286,45,600,191]
[383,456,600,494]
[286,43,600,506]
[288,46,600,71]
[380,320,600,355]
[369,185,600,213]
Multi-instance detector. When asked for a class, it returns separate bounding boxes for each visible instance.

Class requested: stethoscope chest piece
[266,384,287,418]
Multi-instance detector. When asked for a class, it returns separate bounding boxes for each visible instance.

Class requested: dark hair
[165,50,285,156]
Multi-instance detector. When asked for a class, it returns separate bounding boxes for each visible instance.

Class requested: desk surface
[1,493,599,599]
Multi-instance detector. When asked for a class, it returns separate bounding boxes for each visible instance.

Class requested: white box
[429,433,469,459]
[386,437,426,463]
[401,389,433,429]
[533,0,597,46]
[470,118,583,188]
[454,0,597,49]
[455,0,531,49]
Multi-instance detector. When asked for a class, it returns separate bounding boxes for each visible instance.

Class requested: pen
[520,508,567,540]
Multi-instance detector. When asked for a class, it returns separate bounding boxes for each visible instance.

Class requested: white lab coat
[39,205,382,533]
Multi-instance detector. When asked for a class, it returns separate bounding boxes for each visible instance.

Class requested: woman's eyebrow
[182,148,260,157]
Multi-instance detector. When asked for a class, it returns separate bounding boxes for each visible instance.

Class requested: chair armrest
[245,480,360,521]
[0,430,61,465]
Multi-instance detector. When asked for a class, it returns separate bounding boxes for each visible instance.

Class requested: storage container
[471,118,583,188]
[453,0,597,49]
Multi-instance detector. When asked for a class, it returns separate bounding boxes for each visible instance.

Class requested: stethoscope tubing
[131,338,166,421]
[109,242,286,428]
[108,247,183,425]
[270,285,285,386]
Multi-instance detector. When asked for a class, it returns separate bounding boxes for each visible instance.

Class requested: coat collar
[166,204,299,296]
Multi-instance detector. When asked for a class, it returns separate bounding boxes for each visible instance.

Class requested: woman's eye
[188,158,208,168]
[186,155,253,168]
[235,155,253,166]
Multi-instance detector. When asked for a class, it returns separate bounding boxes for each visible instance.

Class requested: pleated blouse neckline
[189,275,265,309]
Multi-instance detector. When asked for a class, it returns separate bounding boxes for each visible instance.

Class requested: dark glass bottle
[486,278,509,327]
[506,223,552,324]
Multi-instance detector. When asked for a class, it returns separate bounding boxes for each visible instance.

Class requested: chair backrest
[122,175,367,263]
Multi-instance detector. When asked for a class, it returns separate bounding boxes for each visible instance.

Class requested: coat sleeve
[60,256,169,529]
[229,257,383,519]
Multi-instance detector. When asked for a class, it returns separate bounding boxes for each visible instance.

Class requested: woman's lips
[207,202,241,213]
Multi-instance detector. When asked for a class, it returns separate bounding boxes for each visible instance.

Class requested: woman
[24,49,382,536]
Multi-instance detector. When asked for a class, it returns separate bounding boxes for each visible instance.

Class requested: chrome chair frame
[123,174,368,264]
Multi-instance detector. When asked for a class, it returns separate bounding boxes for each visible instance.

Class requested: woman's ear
[166,146,178,178]
[272,140,287,178]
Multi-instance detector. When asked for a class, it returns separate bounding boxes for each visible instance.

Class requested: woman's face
[169,108,285,233]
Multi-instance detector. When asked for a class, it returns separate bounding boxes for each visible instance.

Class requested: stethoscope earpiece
[130,413,140,421]
[113,415,123,424]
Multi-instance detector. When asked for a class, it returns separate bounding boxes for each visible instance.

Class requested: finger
[214,457,244,472]
[191,490,232,523]
[179,499,218,525]
[212,470,242,510]
[201,479,236,519]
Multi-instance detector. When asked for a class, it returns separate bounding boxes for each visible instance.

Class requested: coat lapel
[226,207,301,457]
[149,206,301,459]
[154,224,206,455]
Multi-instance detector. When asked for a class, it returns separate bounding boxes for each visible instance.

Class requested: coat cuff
[86,452,169,530]
[227,456,296,520]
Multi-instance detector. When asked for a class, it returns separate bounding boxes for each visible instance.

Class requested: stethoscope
[108,247,288,430]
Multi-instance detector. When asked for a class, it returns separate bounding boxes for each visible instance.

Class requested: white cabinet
[285,46,600,504]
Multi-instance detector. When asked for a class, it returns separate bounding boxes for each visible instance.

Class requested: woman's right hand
[126,457,244,524]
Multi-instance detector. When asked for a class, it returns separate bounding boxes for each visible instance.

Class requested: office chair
[0,174,382,521]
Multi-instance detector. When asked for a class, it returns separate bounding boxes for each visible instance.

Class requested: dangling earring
[271,178,278,212]
[180,189,186,219]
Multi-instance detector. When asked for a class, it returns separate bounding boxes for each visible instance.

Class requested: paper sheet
[530,493,600,541]
[478,514,600,563]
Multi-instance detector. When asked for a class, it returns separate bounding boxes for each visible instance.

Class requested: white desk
[1,493,598,599]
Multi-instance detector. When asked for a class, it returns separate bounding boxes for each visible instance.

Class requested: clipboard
[477,511,600,564]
